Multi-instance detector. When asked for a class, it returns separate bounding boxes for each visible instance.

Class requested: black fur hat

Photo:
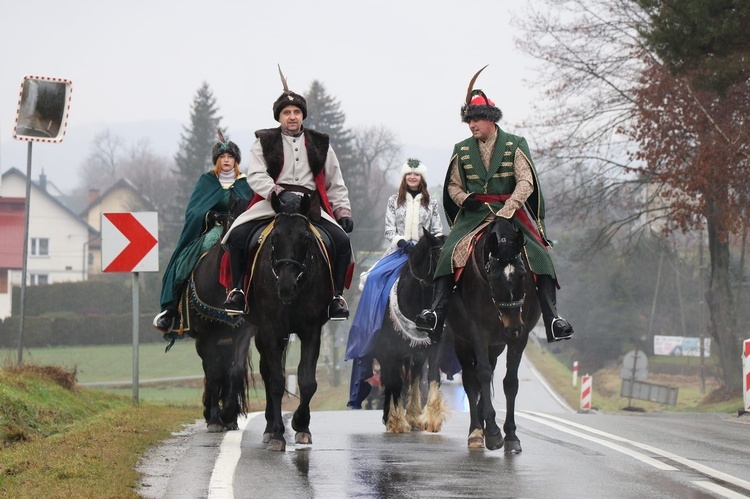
[273,91,308,121]
[211,128,241,165]
[273,65,307,122]
[461,91,503,123]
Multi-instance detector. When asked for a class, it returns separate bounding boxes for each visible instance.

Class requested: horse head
[407,227,446,285]
[483,217,527,338]
[268,191,315,304]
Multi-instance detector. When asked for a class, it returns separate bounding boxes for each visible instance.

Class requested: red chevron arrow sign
[101,212,159,272]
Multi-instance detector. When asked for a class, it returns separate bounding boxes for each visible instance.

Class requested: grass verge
[524,341,743,413]
[1,361,350,497]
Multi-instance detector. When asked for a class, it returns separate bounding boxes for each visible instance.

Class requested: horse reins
[471,234,526,309]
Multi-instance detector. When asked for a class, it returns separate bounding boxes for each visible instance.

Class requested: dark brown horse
[371,229,452,433]
[186,198,253,432]
[246,192,331,451]
[447,216,540,453]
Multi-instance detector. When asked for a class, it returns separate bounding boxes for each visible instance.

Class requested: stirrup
[328,295,349,321]
[549,317,573,342]
[415,309,437,332]
[153,310,175,334]
[224,288,246,314]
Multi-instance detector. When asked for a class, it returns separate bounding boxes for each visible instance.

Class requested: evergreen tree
[165,82,222,247]
[304,81,356,165]
[303,81,398,255]
[635,0,750,95]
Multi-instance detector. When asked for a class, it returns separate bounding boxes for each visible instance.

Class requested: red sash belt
[474,193,546,248]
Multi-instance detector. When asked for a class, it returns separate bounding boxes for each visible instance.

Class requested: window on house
[30,274,49,285]
[30,238,49,256]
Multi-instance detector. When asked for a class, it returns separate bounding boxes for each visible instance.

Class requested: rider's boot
[329,253,350,321]
[223,248,247,314]
[536,274,573,343]
[153,308,176,334]
[415,274,454,342]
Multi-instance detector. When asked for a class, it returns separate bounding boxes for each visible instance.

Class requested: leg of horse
[454,340,484,448]
[258,335,288,451]
[292,328,322,445]
[477,364,503,450]
[379,352,408,432]
[195,339,224,432]
[219,329,253,431]
[418,343,448,433]
[502,340,527,454]
[405,364,424,429]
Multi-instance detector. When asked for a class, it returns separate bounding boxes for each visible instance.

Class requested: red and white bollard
[580,374,592,413]
[572,361,579,387]
[742,339,750,414]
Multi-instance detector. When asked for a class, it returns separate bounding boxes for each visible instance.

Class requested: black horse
[447,217,540,453]
[371,229,452,433]
[246,192,332,451]
[184,199,253,433]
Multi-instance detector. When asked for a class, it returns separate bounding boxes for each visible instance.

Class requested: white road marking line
[516,411,678,470]
[522,356,576,413]
[523,411,750,494]
[208,412,261,499]
[693,480,750,499]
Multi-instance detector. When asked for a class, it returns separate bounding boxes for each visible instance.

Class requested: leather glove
[462,194,483,212]
[397,239,414,253]
[207,210,227,224]
[338,217,354,233]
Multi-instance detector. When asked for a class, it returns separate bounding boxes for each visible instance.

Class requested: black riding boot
[223,247,247,314]
[329,253,350,321]
[415,274,454,341]
[537,274,573,343]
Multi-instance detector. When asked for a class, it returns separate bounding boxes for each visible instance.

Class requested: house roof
[81,177,155,217]
[1,167,98,237]
[0,197,25,268]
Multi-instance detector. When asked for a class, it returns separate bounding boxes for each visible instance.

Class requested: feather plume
[217,127,226,145]
[465,65,489,107]
[277,64,289,93]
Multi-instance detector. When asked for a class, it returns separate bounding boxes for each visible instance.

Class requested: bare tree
[349,125,402,258]
[78,129,123,192]
[516,0,750,393]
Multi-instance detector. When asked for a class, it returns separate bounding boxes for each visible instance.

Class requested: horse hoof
[504,439,522,454]
[225,421,239,431]
[468,429,484,449]
[295,432,312,445]
[207,423,224,433]
[485,432,504,451]
[266,438,286,452]
[262,432,272,444]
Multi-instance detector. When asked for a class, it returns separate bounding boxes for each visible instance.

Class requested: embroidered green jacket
[435,127,556,279]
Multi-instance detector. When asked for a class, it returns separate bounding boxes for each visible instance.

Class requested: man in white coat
[222,84,354,320]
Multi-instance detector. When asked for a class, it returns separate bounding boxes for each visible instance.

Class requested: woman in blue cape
[345,159,443,408]
[153,129,252,340]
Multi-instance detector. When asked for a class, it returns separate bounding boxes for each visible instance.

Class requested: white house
[0,168,97,319]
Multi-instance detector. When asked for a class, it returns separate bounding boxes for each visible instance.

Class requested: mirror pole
[17,141,32,365]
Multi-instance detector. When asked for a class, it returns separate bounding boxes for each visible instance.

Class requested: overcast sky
[0,0,541,193]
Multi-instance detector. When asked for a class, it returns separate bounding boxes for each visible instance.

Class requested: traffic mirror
[13,75,72,143]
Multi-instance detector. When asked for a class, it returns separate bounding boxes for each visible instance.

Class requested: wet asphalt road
[142,356,750,498]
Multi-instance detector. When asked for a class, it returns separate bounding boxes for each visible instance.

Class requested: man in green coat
[415,78,574,344]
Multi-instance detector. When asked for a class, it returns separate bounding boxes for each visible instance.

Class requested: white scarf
[218,170,236,186]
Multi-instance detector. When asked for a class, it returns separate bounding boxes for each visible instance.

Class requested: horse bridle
[471,231,526,310]
[408,246,439,288]
[270,213,313,283]
[485,252,526,308]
